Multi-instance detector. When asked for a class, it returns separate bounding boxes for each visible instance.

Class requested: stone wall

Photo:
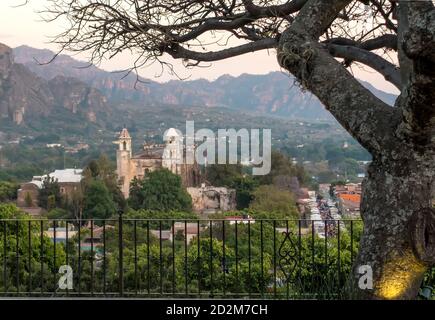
[17,183,40,208]
[187,186,236,215]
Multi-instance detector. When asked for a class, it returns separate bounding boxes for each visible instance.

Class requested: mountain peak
[11,44,398,121]
[0,43,14,72]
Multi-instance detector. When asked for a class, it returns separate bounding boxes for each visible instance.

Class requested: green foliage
[0,181,18,202]
[83,154,126,211]
[0,204,66,292]
[232,176,258,209]
[33,133,61,144]
[206,164,259,209]
[257,151,309,186]
[206,151,311,211]
[38,177,62,210]
[206,164,243,187]
[83,180,117,220]
[249,185,299,219]
[46,208,69,219]
[129,169,192,212]
[125,209,197,229]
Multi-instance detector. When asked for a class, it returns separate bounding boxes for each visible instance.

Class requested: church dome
[163,128,181,139]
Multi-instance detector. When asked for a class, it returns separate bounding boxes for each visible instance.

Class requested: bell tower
[162,128,183,174]
[114,127,132,198]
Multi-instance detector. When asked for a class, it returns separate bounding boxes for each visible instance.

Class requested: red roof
[339,193,361,203]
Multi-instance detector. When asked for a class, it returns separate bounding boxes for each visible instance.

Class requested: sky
[0,0,399,94]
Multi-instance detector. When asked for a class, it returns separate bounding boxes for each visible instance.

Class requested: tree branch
[278,0,400,154]
[328,44,401,89]
[165,38,277,62]
[324,34,398,51]
[242,0,307,17]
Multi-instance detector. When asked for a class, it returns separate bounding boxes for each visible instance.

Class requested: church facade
[114,127,201,198]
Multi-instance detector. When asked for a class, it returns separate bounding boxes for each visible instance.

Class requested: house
[149,223,205,243]
[64,143,90,154]
[337,193,361,217]
[150,230,172,241]
[171,222,205,243]
[80,222,115,251]
[17,169,83,210]
[45,226,77,243]
[46,143,62,148]
[333,183,362,196]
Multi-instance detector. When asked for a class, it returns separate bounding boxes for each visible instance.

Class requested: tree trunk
[275,0,435,299]
[350,146,435,299]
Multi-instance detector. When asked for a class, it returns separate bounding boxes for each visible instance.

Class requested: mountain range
[1,43,398,129]
[0,43,109,126]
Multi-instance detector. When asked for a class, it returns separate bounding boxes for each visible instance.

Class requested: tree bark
[276,0,435,299]
[351,148,435,299]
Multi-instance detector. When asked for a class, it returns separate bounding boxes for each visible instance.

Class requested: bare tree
[40,0,434,299]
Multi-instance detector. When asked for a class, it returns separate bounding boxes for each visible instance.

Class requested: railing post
[118,210,124,297]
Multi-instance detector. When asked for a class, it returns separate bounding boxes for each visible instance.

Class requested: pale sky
[0,0,399,94]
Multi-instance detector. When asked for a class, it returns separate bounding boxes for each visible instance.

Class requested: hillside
[13,45,398,121]
[0,43,110,131]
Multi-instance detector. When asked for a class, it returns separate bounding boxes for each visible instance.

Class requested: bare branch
[328,44,401,89]
[278,0,400,154]
[165,38,277,62]
[242,0,307,16]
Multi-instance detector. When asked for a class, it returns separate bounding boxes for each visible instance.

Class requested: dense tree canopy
[0,181,18,202]
[129,169,193,212]
[83,180,117,220]
[249,185,299,219]
[83,154,126,210]
[38,177,62,210]
[0,204,65,292]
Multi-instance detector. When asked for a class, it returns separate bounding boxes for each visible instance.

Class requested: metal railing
[0,217,432,298]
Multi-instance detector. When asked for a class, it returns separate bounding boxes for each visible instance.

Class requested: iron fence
[0,217,432,298]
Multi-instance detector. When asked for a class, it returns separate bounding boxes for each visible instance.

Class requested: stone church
[114,127,201,198]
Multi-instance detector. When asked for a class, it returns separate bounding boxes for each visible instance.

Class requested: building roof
[133,146,165,160]
[173,222,203,234]
[49,169,83,183]
[29,169,83,188]
[339,193,361,203]
[150,230,171,240]
[45,230,78,239]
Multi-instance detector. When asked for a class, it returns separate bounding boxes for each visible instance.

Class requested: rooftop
[339,193,361,203]
[29,169,83,188]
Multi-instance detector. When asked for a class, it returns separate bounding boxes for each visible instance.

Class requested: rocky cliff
[13,44,398,121]
[0,43,109,125]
